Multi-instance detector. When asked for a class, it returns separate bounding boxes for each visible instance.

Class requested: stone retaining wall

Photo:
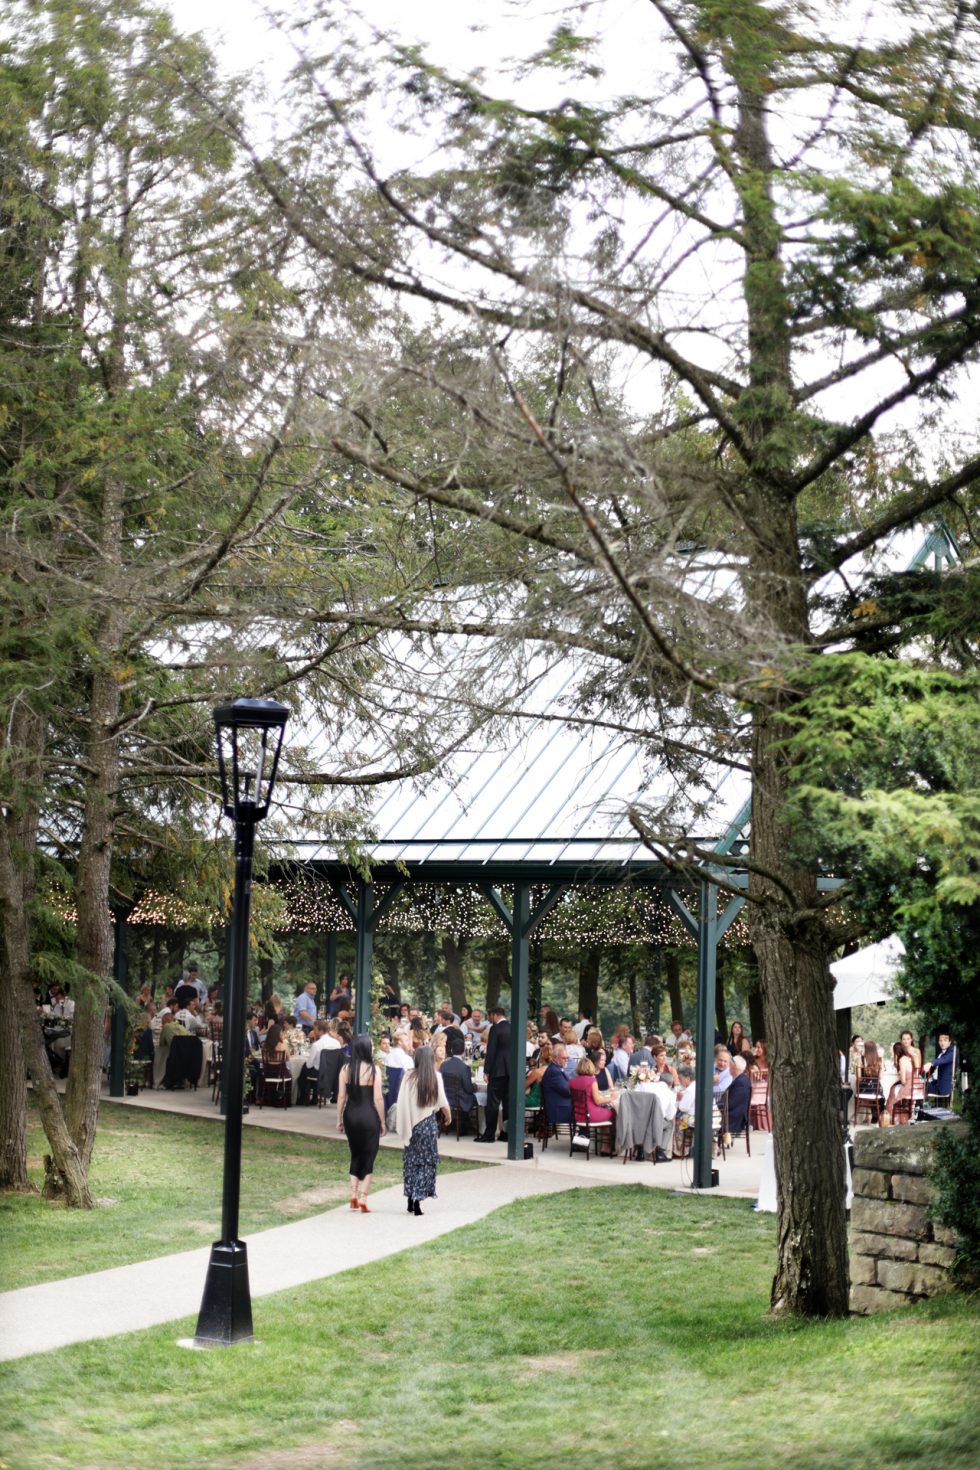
[849,1120,964,1314]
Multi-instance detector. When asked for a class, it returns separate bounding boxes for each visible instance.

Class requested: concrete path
[0,1088,766,1363]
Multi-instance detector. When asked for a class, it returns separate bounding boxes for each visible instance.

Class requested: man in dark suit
[441,1036,479,1130]
[476,1006,510,1142]
[725,1056,751,1137]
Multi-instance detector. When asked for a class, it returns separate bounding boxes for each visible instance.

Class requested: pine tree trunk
[578,945,600,1021]
[0,812,93,1208]
[484,939,508,1012]
[0,960,32,1193]
[750,696,849,1315]
[528,940,543,1021]
[715,948,727,1040]
[665,951,684,1026]
[441,934,468,1015]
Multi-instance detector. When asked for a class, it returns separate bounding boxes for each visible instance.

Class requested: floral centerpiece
[284,1024,307,1057]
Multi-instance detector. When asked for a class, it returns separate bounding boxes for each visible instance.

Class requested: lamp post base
[193,1240,254,1347]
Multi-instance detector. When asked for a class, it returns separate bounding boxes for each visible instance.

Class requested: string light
[45,876,751,949]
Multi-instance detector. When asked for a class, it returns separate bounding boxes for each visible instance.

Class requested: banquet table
[152,1033,211,1089]
[615,1088,673,1159]
[288,1052,310,1104]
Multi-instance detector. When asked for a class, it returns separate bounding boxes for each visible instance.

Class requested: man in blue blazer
[925,1032,956,1101]
[541,1044,573,1127]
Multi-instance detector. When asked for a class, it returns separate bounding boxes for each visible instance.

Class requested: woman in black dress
[336,1034,386,1212]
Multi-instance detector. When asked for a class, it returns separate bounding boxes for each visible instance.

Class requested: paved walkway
[0,1088,765,1363]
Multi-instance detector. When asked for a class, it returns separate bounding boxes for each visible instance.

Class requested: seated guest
[309,1020,342,1069]
[433,1008,464,1048]
[525,1042,553,1106]
[441,1036,478,1118]
[541,1044,573,1126]
[591,1046,616,1093]
[569,1057,616,1124]
[611,1035,634,1080]
[463,1007,490,1050]
[652,1047,678,1086]
[725,1055,751,1136]
[160,1008,187,1041]
[712,1047,733,1098]
[665,1020,685,1052]
[175,998,207,1036]
[884,1040,916,1122]
[431,1033,448,1070]
[208,1002,224,1040]
[562,1026,585,1075]
[540,1006,561,1041]
[676,1064,696,1121]
[261,1021,289,1063]
[386,1030,415,1072]
[899,1029,923,1072]
[924,1031,956,1100]
[631,1037,655,1069]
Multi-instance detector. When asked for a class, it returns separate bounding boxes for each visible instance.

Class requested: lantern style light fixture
[192,697,288,1349]
[213,697,289,822]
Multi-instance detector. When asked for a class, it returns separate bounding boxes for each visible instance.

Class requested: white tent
[831,935,906,1010]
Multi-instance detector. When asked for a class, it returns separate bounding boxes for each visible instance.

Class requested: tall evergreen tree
[245,0,980,1314]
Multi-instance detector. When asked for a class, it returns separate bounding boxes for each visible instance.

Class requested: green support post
[692,882,717,1191]
[667,879,745,1190]
[108,907,129,1097]
[507,882,531,1161]
[354,880,374,1035]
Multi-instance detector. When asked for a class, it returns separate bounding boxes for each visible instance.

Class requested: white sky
[162,0,979,457]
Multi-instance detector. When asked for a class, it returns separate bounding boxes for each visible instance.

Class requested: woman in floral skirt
[396,1046,451,1216]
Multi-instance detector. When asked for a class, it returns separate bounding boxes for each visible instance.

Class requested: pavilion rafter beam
[480,883,514,934]
[326,877,357,923]
[524,882,569,939]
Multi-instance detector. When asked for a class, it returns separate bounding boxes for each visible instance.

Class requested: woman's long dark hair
[412,1046,439,1108]
[346,1033,375,1087]
[262,1022,282,1058]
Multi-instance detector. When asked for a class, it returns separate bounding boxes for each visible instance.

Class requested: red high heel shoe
[357,1198,370,1213]
[349,1195,359,1210]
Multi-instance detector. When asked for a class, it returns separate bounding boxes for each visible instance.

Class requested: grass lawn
[0,1102,479,1292]
[1,1186,977,1470]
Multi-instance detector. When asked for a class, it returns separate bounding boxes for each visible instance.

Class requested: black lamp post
[193,697,288,1348]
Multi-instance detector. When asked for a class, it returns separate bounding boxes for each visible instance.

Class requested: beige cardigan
[396,1072,449,1145]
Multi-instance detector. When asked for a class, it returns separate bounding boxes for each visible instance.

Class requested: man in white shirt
[572,1010,592,1041]
[463,1009,490,1050]
[175,999,207,1036]
[385,1032,415,1071]
[612,1036,634,1080]
[308,1024,342,1069]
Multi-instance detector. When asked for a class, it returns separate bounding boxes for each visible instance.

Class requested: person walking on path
[336,1034,386,1212]
[397,1046,451,1216]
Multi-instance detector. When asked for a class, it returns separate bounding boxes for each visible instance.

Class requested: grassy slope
[0,1187,977,1470]
[0,1103,477,1291]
